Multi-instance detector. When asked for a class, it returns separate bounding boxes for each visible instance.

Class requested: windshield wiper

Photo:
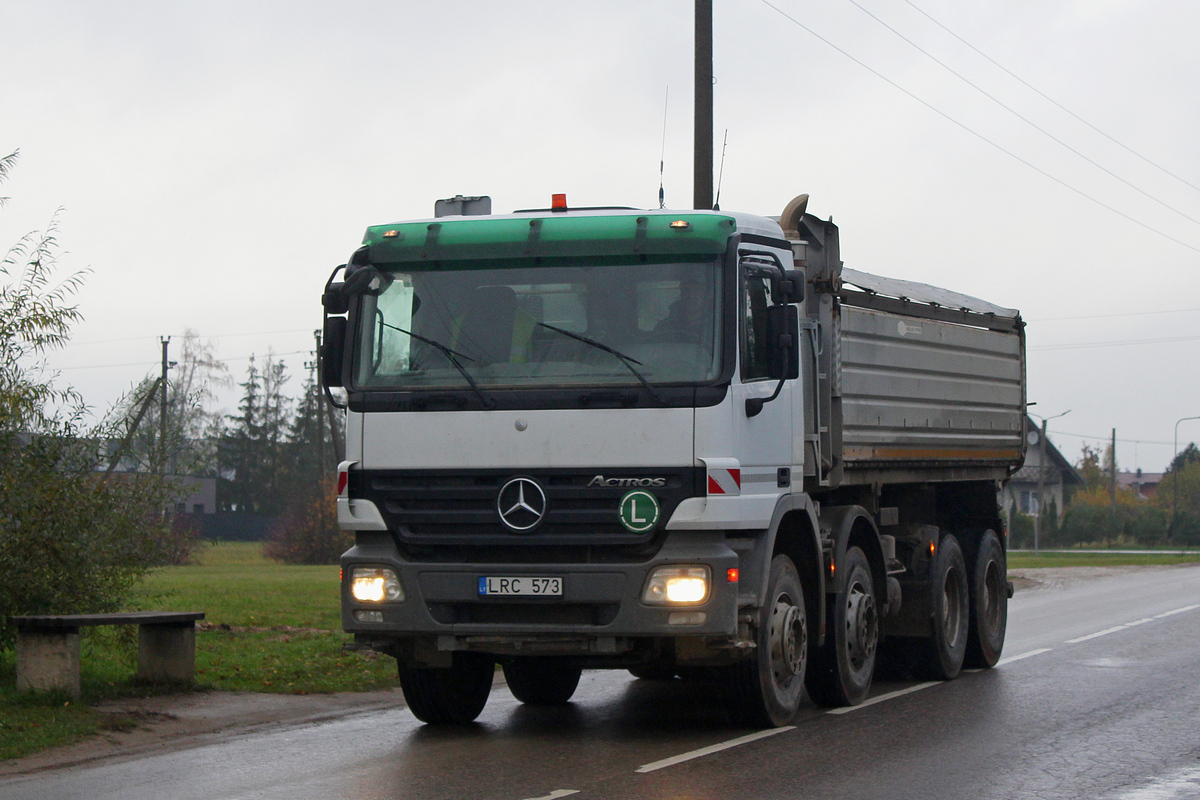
[380,322,496,410]
[536,322,669,407]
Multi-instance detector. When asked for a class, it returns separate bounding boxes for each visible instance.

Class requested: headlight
[642,566,710,605]
[349,566,404,603]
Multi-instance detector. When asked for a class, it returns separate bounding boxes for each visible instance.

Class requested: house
[1000,417,1085,525]
[1118,469,1163,501]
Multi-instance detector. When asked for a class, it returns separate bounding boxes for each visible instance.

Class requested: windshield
[353,258,722,390]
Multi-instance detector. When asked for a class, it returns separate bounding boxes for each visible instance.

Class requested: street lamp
[1029,409,1071,551]
[1171,415,1200,540]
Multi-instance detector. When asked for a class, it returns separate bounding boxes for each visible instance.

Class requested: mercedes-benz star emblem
[496,477,547,532]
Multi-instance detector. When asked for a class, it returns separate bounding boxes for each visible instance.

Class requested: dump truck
[320,192,1025,726]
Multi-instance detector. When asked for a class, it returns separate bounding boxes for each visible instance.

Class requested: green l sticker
[618,490,660,533]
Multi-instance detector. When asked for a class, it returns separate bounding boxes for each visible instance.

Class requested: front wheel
[503,658,582,705]
[723,554,809,727]
[398,652,494,724]
[964,530,1008,668]
[806,546,877,707]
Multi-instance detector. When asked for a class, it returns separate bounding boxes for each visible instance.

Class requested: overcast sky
[3,0,1198,471]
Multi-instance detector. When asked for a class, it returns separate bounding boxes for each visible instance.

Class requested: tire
[910,534,969,680]
[806,546,877,707]
[398,652,494,724]
[628,664,677,681]
[723,554,809,727]
[502,658,582,705]
[964,530,1008,668]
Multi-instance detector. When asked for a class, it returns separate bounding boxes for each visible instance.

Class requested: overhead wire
[846,0,1200,230]
[902,0,1200,196]
[757,0,1200,254]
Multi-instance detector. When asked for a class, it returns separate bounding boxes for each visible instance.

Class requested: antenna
[713,129,728,210]
[659,86,669,209]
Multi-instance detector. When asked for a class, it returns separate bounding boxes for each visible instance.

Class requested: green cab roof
[362,211,737,266]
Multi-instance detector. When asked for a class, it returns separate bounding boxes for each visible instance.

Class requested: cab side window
[741,269,775,381]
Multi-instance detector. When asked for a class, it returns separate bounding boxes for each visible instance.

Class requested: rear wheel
[723,554,808,727]
[964,530,1007,668]
[806,546,877,707]
[911,535,969,680]
[502,658,582,705]
[398,652,494,724]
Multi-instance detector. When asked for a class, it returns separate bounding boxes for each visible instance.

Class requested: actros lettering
[587,476,666,488]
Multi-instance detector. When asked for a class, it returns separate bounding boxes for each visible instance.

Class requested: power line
[52,349,311,372]
[1030,334,1200,351]
[1028,307,1200,323]
[847,0,1200,230]
[757,0,1200,254]
[902,0,1200,196]
[55,328,316,350]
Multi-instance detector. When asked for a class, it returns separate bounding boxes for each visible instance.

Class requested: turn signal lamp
[349,566,404,603]
[642,566,710,605]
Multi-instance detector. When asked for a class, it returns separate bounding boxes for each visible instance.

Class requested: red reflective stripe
[338,471,349,496]
[707,475,724,495]
[729,469,741,488]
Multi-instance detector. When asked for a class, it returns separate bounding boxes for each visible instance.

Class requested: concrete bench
[9,611,205,698]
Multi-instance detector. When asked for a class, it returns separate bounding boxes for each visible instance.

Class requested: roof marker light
[551,193,568,211]
[669,220,692,230]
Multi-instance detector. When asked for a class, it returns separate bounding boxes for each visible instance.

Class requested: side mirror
[774,269,805,304]
[321,316,347,388]
[766,305,800,381]
[323,282,349,315]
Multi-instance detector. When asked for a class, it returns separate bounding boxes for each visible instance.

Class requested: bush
[263,478,351,565]
[0,432,182,646]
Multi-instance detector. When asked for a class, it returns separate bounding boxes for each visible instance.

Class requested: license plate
[478,576,563,596]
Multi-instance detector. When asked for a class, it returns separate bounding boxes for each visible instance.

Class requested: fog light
[354,610,384,623]
[668,611,707,626]
[642,566,710,605]
[350,566,404,603]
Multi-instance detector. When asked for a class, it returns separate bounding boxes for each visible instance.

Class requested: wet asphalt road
[3,565,1199,800]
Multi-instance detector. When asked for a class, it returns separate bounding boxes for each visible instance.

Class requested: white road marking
[826,682,939,714]
[520,791,580,800]
[1066,605,1200,644]
[996,647,1053,666]
[1110,766,1200,800]
[634,726,795,773]
[1154,603,1200,619]
[1066,625,1131,644]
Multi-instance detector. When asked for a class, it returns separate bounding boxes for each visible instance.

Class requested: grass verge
[1008,550,1200,568]
[1,542,395,762]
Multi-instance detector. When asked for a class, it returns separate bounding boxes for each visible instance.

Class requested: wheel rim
[941,566,963,648]
[844,580,877,671]
[769,593,807,687]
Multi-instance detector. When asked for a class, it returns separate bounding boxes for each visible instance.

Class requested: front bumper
[341,531,740,653]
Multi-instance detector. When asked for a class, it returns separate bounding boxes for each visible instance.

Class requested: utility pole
[1035,418,1047,551]
[312,329,326,474]
[160,337,171,474]
[693,0,713,210]
[1110,428,1117,524]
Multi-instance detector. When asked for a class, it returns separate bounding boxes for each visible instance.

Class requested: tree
[0,152,186,643]
[219,353,292,515]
